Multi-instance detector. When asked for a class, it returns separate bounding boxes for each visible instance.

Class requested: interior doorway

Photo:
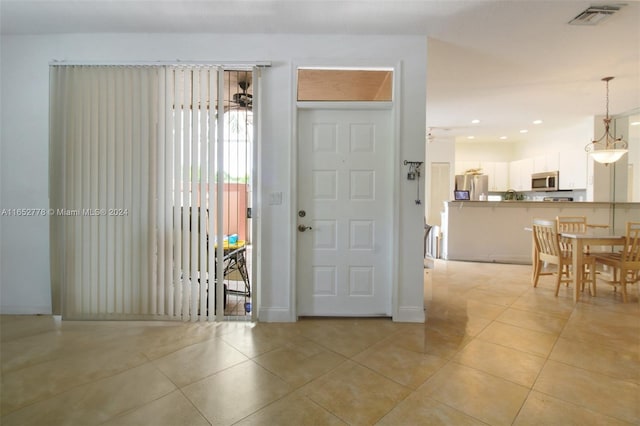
[427,162,450,258]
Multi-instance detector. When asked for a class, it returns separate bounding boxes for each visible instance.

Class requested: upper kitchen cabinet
[533,153,559,174]
[558,149,587,189]
[481,161,509,191]
[509,158,533,191]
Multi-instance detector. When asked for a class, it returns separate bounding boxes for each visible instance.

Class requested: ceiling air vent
[569,5,621,25]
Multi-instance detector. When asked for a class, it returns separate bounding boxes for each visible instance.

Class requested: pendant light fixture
[585,76,628,165]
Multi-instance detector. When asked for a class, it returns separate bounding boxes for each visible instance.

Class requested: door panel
[297,108,392,316]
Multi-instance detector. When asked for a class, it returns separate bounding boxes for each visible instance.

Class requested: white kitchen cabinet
[481,161,509,192]
[509,161,520,191]
[533,153,559,173]
[509,158,533,191]
[558,149,587,189]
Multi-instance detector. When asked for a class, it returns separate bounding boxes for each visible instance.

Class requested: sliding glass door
[49,65,257,321]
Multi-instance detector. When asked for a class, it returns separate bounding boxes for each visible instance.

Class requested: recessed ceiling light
[499,136,508,140]
[471,119,480,124]
[533,120,543,125]
[467,136,475,139]
[520,129,528,133]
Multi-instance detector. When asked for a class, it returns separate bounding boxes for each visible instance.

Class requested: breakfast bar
[442,201,640,264]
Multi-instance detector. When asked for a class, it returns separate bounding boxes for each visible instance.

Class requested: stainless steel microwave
[531,171,559,192]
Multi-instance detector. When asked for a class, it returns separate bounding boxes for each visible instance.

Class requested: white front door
[297,108,392,316]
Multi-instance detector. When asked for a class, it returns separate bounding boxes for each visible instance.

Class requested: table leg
[572,239,584,302]
[532,232,539,286]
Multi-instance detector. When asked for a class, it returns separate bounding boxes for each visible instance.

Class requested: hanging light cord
[599,76,613,145]
[591,76,626,148]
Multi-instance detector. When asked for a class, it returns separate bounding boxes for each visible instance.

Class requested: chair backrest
[533,218,562,263]
[556,216,587,234]
[622,221,640,263]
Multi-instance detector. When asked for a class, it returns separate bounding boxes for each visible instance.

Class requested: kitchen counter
[442,201,640,263]
[450,200,640,205]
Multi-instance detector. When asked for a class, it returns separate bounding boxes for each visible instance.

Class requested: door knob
[298,225,313,232]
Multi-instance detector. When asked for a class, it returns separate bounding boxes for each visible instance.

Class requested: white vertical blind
[50,66,157,318]
[50,65,221,320]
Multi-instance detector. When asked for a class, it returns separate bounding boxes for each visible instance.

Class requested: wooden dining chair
[556,215,598,291]
[556,215,588,251]
[533,218,596,296]
[592,221,640,302]
[533,218,572,295]
[556,216,588,234]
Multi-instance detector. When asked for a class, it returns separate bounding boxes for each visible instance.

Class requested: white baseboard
[446,255,531,265]
[394,306,425,323]
[0,305,52,315]
[257,307,295,322]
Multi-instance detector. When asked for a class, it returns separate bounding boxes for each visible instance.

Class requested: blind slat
[207,69,217,321]
[190,69,199,322]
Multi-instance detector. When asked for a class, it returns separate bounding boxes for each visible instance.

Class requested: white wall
[514,118,593,159]
[627,112,640,202]
[0,33,427,322]
[455,141,515,163]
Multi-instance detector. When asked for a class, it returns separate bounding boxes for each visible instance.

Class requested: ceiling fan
[230,79,252,110]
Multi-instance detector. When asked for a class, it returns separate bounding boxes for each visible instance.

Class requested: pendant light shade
[589,149,628,164]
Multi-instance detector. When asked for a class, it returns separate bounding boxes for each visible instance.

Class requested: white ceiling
[2,0,639,144]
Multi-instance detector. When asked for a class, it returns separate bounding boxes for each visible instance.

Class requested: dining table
[559,230,626,302]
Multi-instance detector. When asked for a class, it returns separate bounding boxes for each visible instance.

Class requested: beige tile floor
[1,260,639,425]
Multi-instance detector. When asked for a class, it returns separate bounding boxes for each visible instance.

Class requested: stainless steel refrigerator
[455,174,489,201]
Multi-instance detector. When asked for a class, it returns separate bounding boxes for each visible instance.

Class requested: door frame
[289,61,402,321]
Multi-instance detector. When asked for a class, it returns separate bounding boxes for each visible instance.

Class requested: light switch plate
[269,192,283,205]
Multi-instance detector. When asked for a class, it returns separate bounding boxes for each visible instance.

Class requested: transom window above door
[297,68,393,101]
